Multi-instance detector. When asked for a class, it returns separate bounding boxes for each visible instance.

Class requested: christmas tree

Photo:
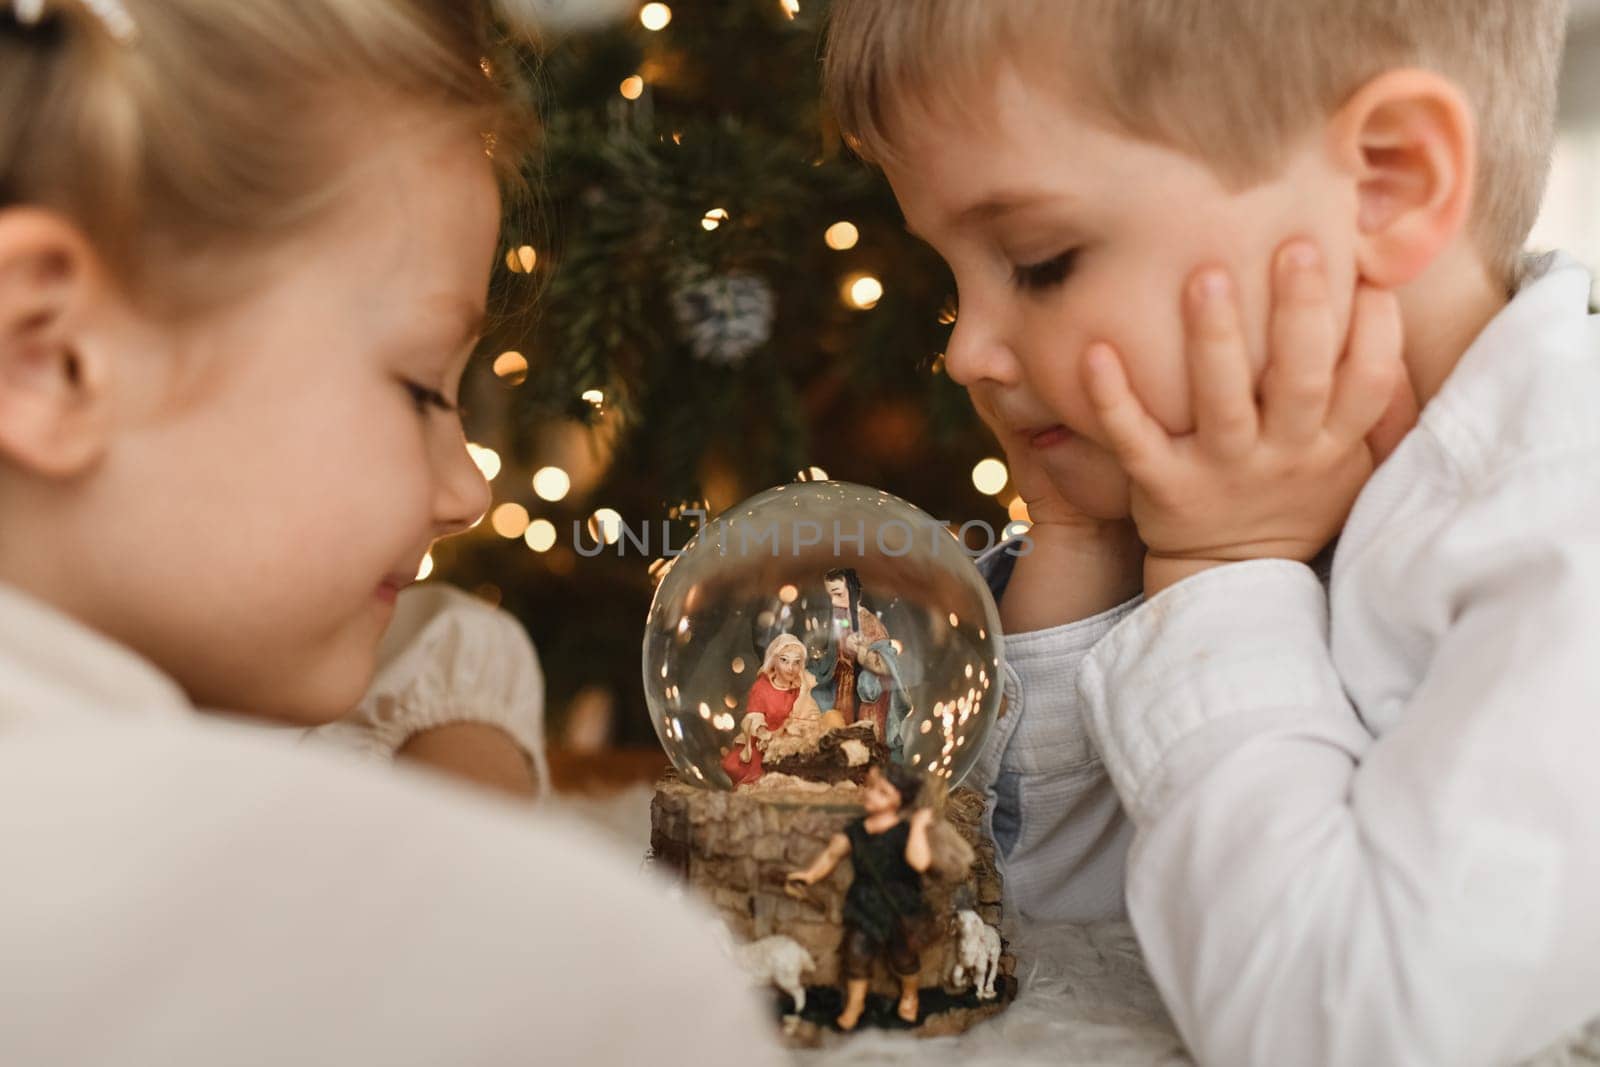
[439,0,1018,747]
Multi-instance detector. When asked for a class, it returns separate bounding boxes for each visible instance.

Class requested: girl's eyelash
[403,380,462,418]
[1012,249,1079,291]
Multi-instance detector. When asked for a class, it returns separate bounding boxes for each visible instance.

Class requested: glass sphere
[643,481,1007,790]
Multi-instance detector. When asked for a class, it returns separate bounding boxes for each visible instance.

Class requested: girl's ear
[0,210,116,477]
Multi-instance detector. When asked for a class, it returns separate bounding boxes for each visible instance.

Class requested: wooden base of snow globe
[648,759,1016,1047]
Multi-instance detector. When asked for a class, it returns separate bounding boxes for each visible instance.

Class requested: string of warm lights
[614,5,877,317]
[418,0,1023,597]
[634,0,799,33]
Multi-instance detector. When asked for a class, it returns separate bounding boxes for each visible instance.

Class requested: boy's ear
[1329,69,1477,289]
[0,209,114,478]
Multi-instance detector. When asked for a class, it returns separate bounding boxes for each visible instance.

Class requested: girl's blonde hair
[1,0,531,312]
[824,0,1569,285]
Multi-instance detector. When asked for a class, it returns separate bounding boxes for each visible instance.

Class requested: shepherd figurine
[784,763,938,1030]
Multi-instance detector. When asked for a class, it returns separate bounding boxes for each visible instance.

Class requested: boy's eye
[1012,249,1079,292]
[402,380,462,419]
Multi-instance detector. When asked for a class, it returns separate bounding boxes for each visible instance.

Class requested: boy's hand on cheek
[1083,241,1404,596]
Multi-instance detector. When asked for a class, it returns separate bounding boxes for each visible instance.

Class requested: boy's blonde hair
[1,0,529,312]
[825,0,1569,284]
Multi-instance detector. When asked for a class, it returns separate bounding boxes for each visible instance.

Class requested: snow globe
[643,481,1017,1042]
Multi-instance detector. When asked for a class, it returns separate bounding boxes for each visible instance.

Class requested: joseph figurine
[809,568,893,737]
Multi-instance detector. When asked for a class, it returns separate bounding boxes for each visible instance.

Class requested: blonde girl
[0,2,778,1061]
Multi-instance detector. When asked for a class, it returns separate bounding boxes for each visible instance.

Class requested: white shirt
[961,568,1136,923]
[1078,252,1600,1066]
[0,583,782,1066]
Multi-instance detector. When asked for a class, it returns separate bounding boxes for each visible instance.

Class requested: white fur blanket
[556,786,1600,1066]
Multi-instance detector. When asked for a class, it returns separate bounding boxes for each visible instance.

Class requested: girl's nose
[943,301,1022,388]
[433,430,492,537]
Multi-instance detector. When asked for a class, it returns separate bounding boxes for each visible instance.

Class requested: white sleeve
[314,584,548,793]
[1079,543,1600,1065]
[0,723,784,1067]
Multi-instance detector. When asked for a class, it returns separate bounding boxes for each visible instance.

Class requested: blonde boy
[828,2,1600,1064]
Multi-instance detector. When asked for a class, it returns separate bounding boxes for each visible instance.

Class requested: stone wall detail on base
[648,773,1016,1043]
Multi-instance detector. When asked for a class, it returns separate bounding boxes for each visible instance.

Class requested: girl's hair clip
[11,0,139,43]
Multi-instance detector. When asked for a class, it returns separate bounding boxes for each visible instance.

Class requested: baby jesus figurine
[721,634,825,786]
[785,764,936,1030]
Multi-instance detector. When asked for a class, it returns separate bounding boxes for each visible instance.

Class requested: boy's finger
[1186,268,1258,457]
[1261,241,1339,444]
[1083,342,1171,480]
[1328,286,1405,442]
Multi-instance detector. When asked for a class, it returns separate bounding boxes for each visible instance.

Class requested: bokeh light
[589,507,624,546]
[491,503,530,539]
[493,351,528,385]
[843,273,883,309]
[971,458,1009,496]
[824,221,859,251]
[639,3,671,30]
[505,246,537,274]
[524,518,558,553]
[532,466,571,502]
[466,443,501,481]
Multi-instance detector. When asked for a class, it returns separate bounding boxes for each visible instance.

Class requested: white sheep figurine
[718,927,817,1015]
[951,909,1002,1000]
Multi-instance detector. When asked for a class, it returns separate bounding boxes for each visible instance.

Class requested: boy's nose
[433,433,492,537]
